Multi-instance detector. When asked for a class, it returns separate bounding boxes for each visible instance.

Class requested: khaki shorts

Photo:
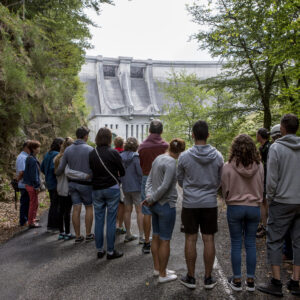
[123,192,141,206]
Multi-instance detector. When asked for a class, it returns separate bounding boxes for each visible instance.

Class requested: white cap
[270,124,281,137]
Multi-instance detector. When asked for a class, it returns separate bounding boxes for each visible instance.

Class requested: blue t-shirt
[16,151,29,189]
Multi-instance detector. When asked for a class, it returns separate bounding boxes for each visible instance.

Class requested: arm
[147,161,177,204]
[55,152,67,176]
[217,155,224,188]
[114,151,125,177]
[177,155,184,188]
[145,168,153,198]
[266,147,279,200]
[221,164,229,200]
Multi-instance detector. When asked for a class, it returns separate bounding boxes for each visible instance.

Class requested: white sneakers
[158,274,177,283]
[153,269,176,277]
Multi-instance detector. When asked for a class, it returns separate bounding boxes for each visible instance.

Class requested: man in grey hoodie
[56,127,94,244]
[177,120,223,290]
[258,114,300,297]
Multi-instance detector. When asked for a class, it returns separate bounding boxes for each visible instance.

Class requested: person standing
[138,120,169,254]
[145,138,185,283]
[41,138,64,233]
[23,140,42,228]
[258,114,300,297]
[177,120,223,290]
[114,136,126,235]
[256,128,271,238]
[89,128,125,259]
[120,137,143,243]
[221,134,264,292]
[56,127,94,244]
[16,140,31,226]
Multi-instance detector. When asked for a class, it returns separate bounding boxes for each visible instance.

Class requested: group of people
[15,113,300,297]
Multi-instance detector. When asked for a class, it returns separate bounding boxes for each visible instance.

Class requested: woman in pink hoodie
[221,134,264,292]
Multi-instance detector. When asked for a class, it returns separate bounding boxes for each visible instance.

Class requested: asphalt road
[0,192,295,300]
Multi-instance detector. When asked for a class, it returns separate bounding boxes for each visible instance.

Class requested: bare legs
[116,202,125,228]
[185,233,215,278]
[85,205,93,236]
[124,204,144,237]
[72,204,82,238]
[151,234,171,277]
[144,215,152,243]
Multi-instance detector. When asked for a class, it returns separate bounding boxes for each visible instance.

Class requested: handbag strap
[95,148,120,186]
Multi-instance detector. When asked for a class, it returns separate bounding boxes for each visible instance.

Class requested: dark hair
[281,113,299,134]
[114,136,124,148]
[149,119,163,134]
[124,137,139,152]
[192,120,209,141]
[169,138,186,154]
[28,140,41,153]
[76,126,90,139]
[257,128,270,140]
[95,127,112,146]
[22,140,31,149]
[50,137,64,152]
[229,134,260,167]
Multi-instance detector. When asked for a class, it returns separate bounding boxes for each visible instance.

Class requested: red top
[114,147,124,153]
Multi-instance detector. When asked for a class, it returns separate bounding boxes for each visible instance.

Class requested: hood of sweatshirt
[231,161,260,178]
[74,139,86,146]
[188,145,219,165]
[121,151,139,167]
[276,134,300,150]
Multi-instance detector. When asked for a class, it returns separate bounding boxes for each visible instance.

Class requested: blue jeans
[93,188,120,252]
[151,202,176,240]
[141,176,152,215]
[19,189,30,226]
[227,205,260,279]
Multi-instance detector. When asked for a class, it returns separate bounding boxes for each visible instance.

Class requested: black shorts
[181,207,218,235]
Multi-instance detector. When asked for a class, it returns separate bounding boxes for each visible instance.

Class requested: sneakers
[180,274,196,289]
[107,250,124,260]
[29,223,41,229]
[58,233,65,240]
[227,276,242,291]
[124,234,138,243]
[204,276,217,290]
[85,233,95,242]
[153,269,176,277]
[246,280,255,292]
[257,278,283,297]
[97,250,106,259]
[75,236,85,244]
[64,233,75,241]
[158,274,177,283]
[116,227,126,234]
[287,279,300,296]
[142,242,151,254]
[139,237,145,244]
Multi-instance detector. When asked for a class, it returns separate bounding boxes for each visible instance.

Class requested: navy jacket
[23,155,41,189]
[41,151,58,190]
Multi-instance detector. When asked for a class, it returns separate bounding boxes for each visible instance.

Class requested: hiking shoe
[75,236,85,244]
[116,227,126,234]
[64,233,75,241]
[29,223,41,229]
[139,237,145,244]
[227,276,242,291]
[257,278,283,297]
[245,280,255,292]
[180,274,196,289]
[287,279,300,296]
[142,242,151,254]
[124,234,138,243]
[153,269,176,277]
[58,233,65,240]
[107,250,124,260]
[97,250,106,259]
[204,276,217,290]
[158,274,177,283]
[85,233,95,242]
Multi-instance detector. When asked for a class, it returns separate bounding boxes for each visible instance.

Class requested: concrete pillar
[145,59,160,113]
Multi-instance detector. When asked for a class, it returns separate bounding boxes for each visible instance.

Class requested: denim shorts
[141,175,152,215]
[68,182,93,206]
[151,202,176,240]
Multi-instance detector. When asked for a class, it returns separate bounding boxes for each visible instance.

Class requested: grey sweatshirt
[177,144,224,208]
[266,134,300,204]
[56,140,93,179]
[145,154,178,208]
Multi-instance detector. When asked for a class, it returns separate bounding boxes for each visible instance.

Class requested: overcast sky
[86,0,213,61]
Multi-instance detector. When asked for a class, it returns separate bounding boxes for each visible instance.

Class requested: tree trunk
[263,101,272,130]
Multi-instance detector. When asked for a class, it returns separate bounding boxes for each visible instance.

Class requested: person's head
[28,140,41,155]
[168,138,186,159]
[114,136,124,149]
[95,127,112,147]
[50,137,64,152]
[270,124,282,142]
[61,137,74,153]
[256,128,270,145]
[229,134,260,167]
[76,126,90,141]
[124,137,139,152]
[280,113,299,136]
[22,140,31,154]
[149,119,163,135]
[192,120,209,142]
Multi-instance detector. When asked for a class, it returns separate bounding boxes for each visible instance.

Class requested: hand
[141,200,150,207]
